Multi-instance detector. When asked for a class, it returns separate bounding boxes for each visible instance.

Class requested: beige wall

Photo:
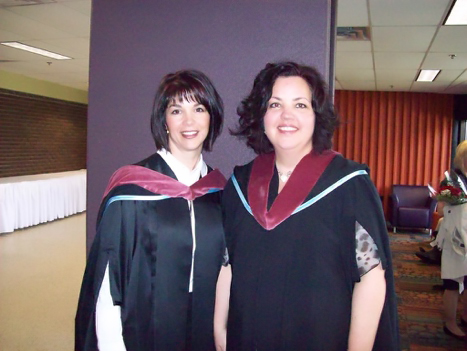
[0,70,88,104]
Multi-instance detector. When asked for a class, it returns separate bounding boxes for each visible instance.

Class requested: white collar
[157,149,207,186]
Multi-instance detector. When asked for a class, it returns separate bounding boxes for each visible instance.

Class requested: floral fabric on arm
[355,221,381,276]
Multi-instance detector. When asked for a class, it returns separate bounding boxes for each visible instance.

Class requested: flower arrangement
[431,171,467,205]
[436,184,467,205]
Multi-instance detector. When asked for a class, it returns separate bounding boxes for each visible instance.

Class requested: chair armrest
[391,192,400,225]
[428,196,438,214]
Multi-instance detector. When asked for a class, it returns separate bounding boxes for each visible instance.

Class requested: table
[0,169,86,234]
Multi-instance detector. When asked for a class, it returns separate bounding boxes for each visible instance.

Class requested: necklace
[278,170,292,182]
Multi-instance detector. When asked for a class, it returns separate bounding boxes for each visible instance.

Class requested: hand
[214,327,226,351]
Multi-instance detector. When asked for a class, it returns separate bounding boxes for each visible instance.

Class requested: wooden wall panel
[334,90,453,217]
[0,88,88,177]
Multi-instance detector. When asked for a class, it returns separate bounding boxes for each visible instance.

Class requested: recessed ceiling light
[416,70,440,82]
[444,0,467,25]
[0,41,72,60]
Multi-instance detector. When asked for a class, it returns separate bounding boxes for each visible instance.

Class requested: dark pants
[443,276,467,290]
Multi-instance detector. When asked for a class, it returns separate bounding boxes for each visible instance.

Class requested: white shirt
[157,148,207,186]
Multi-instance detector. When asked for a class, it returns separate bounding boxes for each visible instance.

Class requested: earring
[166,129,169,134]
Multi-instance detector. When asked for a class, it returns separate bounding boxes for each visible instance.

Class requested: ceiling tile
[422,53,467,70]
[338,80,376,91]
[42,37,90,58]
[374,52,425,69]
[430,26,467,53]
[412,81,453,93]
[339,81,375,91]
[335,51,373,69]
[376,80,412,92]
[0,8,71,40]
[60,0,91,16]
[369,0,450,26]
[433,69,465,83]
[0,28,27,41]
[335,68,374,81]
[337,0,368,26]
[336,40,372,52]
[372,26,437,52]
[376,80,412,91]
[67,57,90,70]
[6,3,90,37]
[0,60,53,73]
[454,71,467,83]
[375,69,418,81]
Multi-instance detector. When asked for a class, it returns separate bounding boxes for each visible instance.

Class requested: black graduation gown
[75,153,226,351]
[223,153,400,351]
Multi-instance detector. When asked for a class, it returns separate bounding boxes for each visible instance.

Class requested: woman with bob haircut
[76,69,227,351]
[214,62,399,351]
[431,140,467,341]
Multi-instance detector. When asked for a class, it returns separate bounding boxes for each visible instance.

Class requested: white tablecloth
[0,169,86,234]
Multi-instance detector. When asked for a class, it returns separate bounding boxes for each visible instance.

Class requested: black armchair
[391,185,437,234]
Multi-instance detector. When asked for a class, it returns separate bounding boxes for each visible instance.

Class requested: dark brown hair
[232,61,339,154]
[151,70,224,151]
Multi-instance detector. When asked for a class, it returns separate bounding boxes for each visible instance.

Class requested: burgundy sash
[248,150,337,230]
[103,165,226,201]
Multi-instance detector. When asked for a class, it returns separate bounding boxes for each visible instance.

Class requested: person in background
[75,70,227,351]
[431,140,467,341]
[214,62,399,351]
[415,219,442,265]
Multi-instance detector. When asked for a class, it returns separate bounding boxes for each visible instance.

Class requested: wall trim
[0,70,88,104]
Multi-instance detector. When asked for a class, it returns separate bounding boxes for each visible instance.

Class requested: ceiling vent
[337,27,371,41]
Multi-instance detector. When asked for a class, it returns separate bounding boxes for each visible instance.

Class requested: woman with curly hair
[214,62,399,351]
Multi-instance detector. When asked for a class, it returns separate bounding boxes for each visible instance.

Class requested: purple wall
[87,0,336,248]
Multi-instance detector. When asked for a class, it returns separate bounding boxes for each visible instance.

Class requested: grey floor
[0,213,86,351]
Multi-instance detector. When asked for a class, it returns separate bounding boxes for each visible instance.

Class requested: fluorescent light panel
[444,0,467,25]
[416,70,440,82]
[0,41,72,60]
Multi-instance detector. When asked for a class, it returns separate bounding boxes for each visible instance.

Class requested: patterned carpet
[390,231,466,350]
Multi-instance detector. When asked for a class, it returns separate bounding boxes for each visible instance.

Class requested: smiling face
[263,76,315,156]
[165,97,210,159]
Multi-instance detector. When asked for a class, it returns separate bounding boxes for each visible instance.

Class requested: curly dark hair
[232,61,339,154]
[151,69,224,152]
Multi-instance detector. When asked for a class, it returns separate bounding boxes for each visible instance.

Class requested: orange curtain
[334,90,453,217]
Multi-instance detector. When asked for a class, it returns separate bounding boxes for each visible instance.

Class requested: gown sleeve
[351,172,390,272]
[75,198,137,351]
[350,171,401,350]
[221,176,242,266]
